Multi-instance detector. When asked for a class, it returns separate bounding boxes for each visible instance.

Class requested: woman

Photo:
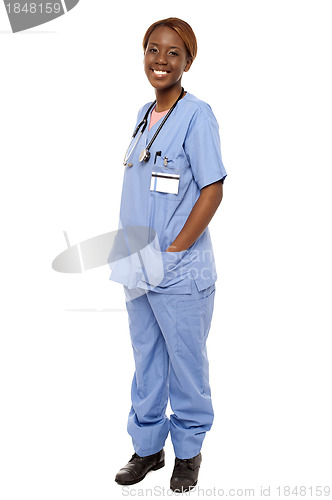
[111,17,227,492]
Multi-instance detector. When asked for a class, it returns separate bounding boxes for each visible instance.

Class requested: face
[144,25,193,91]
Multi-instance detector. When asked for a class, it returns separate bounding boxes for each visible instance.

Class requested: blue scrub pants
[123,280,216,460]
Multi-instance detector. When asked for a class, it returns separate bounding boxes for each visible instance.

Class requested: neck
[154,84,185,112]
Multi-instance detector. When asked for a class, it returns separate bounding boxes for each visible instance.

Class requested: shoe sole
[115,459,165,485]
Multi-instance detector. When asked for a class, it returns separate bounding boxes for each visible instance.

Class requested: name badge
[150,171,180,195]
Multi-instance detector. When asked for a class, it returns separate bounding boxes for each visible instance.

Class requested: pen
[154,151,162,164]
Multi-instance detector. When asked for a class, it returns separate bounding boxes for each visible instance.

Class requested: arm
[166,180,224,252]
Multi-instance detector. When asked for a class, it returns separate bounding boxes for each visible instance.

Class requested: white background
[1,0,331,498]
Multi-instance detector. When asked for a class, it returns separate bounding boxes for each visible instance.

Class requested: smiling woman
[111,17,228,494]
[143,18,197,111]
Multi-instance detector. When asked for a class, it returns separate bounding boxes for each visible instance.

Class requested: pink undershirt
[148,106,170,130]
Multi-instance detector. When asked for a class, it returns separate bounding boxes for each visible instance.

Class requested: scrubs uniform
[109,92,227,459]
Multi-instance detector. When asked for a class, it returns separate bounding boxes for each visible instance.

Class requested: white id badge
[150,171,180,194]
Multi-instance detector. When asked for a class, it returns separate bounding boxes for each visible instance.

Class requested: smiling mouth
[151,69,170,76]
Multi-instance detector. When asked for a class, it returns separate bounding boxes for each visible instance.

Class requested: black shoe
[170,452,202,492]
[115,448,165,485]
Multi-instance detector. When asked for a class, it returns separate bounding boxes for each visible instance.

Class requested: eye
[149,48,157,53]
[169,51,179,56]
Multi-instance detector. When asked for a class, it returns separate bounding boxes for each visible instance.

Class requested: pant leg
[147,282,216,459]
[124,285,170,456]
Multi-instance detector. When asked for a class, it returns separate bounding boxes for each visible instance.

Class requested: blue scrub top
[109,92,227,294]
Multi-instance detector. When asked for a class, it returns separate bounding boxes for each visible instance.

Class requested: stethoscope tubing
[123,87,185,167]
[123,101,156,166]
[145,87,185,153]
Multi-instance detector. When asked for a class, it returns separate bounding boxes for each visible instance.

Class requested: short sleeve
[184,104,227,190]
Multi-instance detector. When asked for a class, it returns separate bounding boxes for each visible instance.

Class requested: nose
[155,51,168,65]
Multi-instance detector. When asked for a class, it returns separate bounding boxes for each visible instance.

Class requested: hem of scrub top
[135,279,193,295]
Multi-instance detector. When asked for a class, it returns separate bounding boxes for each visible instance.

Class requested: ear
[184,57,193,72]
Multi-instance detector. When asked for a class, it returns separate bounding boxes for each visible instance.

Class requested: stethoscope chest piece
[139,148,151,163]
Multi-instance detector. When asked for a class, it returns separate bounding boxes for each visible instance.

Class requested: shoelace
[175,457,193,467]
[130,453,145,462]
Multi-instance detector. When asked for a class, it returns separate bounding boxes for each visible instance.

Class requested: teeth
[153,70,168,75]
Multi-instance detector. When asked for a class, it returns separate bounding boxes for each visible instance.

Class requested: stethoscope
[123,87,185,167]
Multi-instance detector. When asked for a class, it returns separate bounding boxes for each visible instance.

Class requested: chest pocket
[149,153,187,201]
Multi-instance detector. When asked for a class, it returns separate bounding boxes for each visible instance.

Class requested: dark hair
[143,17,197,61]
